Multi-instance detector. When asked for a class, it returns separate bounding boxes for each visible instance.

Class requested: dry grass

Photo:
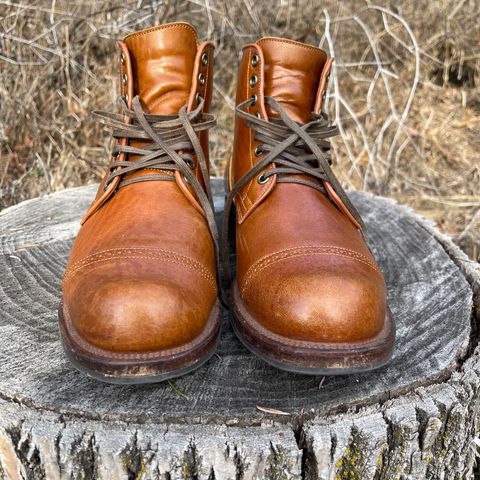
[0,0,479,258]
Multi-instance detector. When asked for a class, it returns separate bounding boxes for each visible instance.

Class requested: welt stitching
[239,311,386,348]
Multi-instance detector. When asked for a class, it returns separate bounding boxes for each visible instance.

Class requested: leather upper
[259,37,327,123]
[231,37,387,343]
[62,23,217,353]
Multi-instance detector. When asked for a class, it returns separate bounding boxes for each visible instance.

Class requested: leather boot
[224,37,395,374]
[59,23,220,383]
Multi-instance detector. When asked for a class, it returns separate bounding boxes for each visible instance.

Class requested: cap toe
[241,254,387,344]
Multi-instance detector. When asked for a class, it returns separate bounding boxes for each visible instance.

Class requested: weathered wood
[0,178,478,479]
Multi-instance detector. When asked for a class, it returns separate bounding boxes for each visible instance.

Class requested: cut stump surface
[0,178,478,479]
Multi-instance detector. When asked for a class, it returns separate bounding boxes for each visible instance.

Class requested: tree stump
[0,178,478,480]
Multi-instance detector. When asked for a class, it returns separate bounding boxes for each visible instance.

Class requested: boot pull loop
[81,42,135,225]
[314,57,334,114]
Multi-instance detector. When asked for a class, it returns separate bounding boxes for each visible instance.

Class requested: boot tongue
[257,37,327,123]
[124,23,197,115]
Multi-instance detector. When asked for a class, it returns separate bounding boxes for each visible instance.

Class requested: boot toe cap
[64,269,215,353]
[241,255,387,344]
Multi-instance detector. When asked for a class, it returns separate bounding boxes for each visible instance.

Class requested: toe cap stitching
[64,249,216,291]
[240,245,381,296]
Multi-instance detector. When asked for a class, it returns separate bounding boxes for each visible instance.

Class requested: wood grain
[0,178,478,479]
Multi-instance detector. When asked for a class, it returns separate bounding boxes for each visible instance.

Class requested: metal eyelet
[251,54,259,67]
[122,73,128,85]
[195,92,202,104]
[322,91,326,100]
[254,145,263,156]
[120,53,125,65]
[257,173,269,184]
[249,75,258,87]
[201,52,208,66]
[198,73,205,86]
[255,112,261,119]
[251,94,257,105]
[187,158,197,169]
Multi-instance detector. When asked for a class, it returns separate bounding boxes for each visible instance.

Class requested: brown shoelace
[222,96,366,290]
[93,95,220,286]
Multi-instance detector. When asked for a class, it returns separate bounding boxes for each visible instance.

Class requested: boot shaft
[118,22,214,181]
[229,37,334,223]
[82,23,215,224]
[120,22,214,116]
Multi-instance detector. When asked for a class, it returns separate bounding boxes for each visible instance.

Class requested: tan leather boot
[224,37,395,374]
[59,23,220,383]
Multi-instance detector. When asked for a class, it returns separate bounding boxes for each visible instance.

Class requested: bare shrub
[0,0,478,257]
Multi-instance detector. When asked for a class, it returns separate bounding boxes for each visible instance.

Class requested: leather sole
[59,300,221,384]
[231,281,395,375]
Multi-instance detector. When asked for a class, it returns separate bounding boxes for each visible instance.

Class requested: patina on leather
[60,23,220,381]
[226,36,394,371]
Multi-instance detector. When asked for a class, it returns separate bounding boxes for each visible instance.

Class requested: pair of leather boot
[59,22,395,384]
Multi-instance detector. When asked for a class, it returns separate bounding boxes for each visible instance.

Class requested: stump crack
[414,406,429,452]
[69,431,99,480]
[179,440,201,480]
[262,439,301,480]
[120,432,152,480]
[372,411,409,480]
[0,185,479,479]
[6,422,46,480]
[293,416,317,480]
[232,444,247,480]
